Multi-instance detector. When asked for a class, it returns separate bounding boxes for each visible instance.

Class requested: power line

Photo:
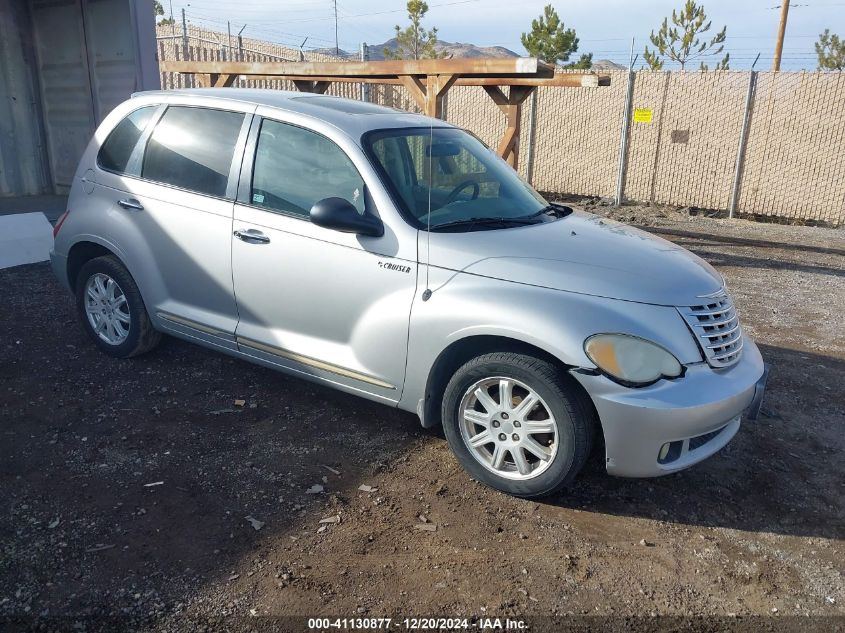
[335,1,384,45]
[256,0,482,24]
[184,11,358,49]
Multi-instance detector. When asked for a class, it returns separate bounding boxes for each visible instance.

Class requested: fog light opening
[657,440,683,464]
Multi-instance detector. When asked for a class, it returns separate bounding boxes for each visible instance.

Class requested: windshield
[363,127,549,230]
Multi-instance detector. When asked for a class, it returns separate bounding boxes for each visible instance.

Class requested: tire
[441,352,595,498]
[74,255,161,358]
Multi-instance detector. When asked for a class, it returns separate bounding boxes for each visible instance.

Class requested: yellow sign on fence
[634,108,653,123]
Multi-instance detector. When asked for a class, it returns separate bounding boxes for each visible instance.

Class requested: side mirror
[310,197,383,237]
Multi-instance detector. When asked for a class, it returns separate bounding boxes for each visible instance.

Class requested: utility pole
[333,0,339,56]
[227,21,232,61]
[772,1,790,71]
[334,0,340,56]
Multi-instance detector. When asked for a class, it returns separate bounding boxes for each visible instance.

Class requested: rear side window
[251,119,365,218]
[97,106,157,173]
[142,106,244,198]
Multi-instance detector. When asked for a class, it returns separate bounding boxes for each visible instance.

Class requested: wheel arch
[420,334,591,429]
[66,240,115,290]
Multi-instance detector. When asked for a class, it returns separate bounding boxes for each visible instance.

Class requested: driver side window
[369,132,500,222]
[251,119,366,218]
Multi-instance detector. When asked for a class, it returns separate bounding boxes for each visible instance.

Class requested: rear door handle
[234,229,270,244]
[117,198,144,211]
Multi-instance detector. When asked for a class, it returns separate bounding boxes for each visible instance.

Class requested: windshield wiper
[430,216,540,232]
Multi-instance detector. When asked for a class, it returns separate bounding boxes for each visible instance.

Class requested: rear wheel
[75,255,161,358]
[442,352,595,498]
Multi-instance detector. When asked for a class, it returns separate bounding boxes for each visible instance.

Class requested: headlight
[584,334,683,386]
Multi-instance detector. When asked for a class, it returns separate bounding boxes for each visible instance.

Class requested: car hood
[427,211,722,305]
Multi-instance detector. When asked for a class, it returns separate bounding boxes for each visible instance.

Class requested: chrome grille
[678,290,743,368]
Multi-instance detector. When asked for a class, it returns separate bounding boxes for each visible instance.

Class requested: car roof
[133,88,453,139]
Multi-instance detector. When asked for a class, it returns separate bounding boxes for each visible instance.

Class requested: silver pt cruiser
[51,89,768,498]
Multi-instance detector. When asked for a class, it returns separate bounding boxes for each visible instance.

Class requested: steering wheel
[444,180,480,205]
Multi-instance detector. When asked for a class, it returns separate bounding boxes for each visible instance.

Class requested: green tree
[153,0,174,25]
[520,5,591,68]
[644,1,729,71]
[815,29,845,70]
[384,0,446,60]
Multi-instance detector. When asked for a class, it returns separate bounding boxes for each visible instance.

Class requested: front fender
[398,267,703,417]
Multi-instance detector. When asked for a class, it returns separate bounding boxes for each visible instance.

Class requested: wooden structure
[159,58,609,169]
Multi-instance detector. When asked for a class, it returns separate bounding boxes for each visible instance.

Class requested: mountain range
[315,38,626,69]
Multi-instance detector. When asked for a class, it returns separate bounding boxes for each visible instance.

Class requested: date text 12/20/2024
[308,617,528,630]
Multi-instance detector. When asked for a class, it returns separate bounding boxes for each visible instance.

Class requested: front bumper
[571,335,767,477]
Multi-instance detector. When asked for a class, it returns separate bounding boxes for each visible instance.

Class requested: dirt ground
[1,205,843,632]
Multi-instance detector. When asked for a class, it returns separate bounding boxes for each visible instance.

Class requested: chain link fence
[156,24,360,99]
[738,72,845,224]
[156,26,845,226]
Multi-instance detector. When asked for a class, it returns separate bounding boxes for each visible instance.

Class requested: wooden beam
[249,74,610,87]
[459,74,607,87]
[399,76,427,111]
[509,85,536,105]
[211,73,236,87]
[163,67,610,89]
[398,74,460,118]
[484,85,537,169]
[482,85,508,107]
[159,57,555,79]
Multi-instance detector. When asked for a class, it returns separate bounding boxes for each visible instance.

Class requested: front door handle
[117,198,144,211]
[234,228,271,244]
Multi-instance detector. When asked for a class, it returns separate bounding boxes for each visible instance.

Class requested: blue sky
[168,0,845,70]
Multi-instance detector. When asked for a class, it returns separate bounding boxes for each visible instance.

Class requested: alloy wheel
[84,273,130,345]
[458,376,558,480]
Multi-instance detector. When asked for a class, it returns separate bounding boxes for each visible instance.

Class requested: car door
[230,113,417,403]
[92,102,252,350]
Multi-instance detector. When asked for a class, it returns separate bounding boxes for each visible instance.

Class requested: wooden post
[484,85,535,168]
[773,1,790,71]
[209,73,237,87]
[525,89,539,184]
[425,74,457,118]
[399,74,457,118]
[292,79,332,94]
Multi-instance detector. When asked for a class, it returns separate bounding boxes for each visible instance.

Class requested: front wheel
[441,352,595,498]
